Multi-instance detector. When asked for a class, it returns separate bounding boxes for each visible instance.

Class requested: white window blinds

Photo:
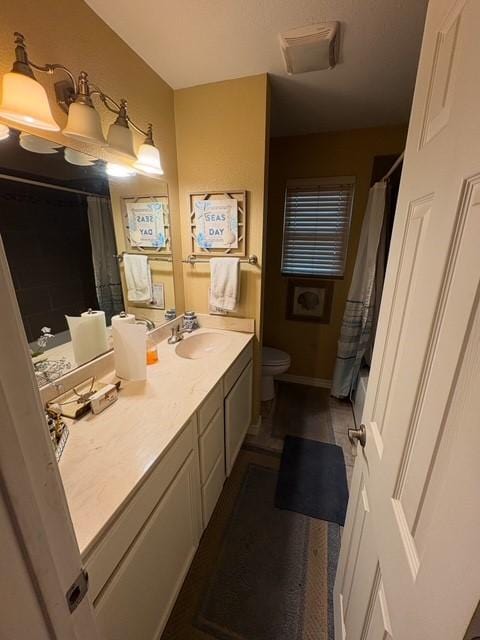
[281,177,355,278]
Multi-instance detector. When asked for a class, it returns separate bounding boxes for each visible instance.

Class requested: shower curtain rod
[381,151,405,182]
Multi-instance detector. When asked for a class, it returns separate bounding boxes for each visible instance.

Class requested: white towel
[209,257,240,312]
[123,254,152,303]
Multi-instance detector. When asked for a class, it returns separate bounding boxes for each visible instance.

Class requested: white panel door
[334,1,480,638]
[0,240,101,637]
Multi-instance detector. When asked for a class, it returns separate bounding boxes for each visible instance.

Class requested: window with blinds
[281,177,355,278]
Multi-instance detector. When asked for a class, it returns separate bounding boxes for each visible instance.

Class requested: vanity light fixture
[62,72,106,145]
[106,100,136,161]
[105,162,136,177]
[134,124,164,176]
[0,33,62,131]
[19,132,62,154]
[0,32,165,175]
[85,87,161,174]
[64,147,96,167]
[0,123,9,141]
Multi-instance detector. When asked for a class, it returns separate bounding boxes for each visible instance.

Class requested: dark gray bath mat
[275,436,349,526]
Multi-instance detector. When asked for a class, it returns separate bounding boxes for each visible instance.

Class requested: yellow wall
[174,75,270,421]
[0,0,185,313]
[264,126,407,381]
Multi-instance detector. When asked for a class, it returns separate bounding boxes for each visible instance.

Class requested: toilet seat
[262,346,291,367]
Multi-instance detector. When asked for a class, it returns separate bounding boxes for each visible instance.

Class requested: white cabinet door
[199,408,226,529]
[202,451,226,527]
[199,408,225,484]
[224,361,253,475]
[95,451,202,640]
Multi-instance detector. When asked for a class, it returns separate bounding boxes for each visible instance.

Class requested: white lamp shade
[107,122,136,160]
[19,132,62,154]
[0,71,60,132]
[64,147,96,166]
[133,142,163,175]
[63,102,106,145]
[106,162,136,177]
[0,123,9,141]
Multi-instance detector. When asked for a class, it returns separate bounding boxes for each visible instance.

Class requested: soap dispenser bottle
[146,334,158,364]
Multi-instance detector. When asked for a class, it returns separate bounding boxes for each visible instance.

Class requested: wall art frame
[121,194,171,254]
[286,278,334,324]
[189,190,247,257]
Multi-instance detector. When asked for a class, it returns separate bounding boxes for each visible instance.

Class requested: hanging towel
[209,257,240,312]
[331,182,387,398]
[123,254,152,303]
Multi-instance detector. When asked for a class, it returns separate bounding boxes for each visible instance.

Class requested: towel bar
[114,253,173,263]
[182,254,258,265]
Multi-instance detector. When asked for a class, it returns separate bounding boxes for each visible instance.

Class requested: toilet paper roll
[112,323,147,381]
[66,309,109,366]
[111,312,136,327]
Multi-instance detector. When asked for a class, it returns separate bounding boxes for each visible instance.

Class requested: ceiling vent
[279,22,339,75]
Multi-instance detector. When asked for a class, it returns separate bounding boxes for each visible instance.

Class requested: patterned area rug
[161,449,340,640]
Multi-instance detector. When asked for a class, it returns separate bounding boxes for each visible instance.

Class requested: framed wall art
[194,198,238,249]
[121,194,171,253]
[286,278,334,323]
[189,190,246,257]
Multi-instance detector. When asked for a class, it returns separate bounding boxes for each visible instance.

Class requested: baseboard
[248,416,261,436]
[275,373,332,389]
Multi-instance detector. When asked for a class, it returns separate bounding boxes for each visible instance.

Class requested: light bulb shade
[106,162,136,177]
[64,147,96,166]
[134,142,163,175]
[63,102,106,145]
[0,123,9,141]
[107,121,136,160]
[19,132,62,154]
[0,71,60,131]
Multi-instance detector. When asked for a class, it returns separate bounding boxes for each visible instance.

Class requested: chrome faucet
[167,325,192,344]
[135,315,155,331]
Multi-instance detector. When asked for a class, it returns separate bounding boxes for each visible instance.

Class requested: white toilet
[261,346,291,401]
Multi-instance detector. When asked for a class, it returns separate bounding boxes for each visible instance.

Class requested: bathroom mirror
[0,126,176,387]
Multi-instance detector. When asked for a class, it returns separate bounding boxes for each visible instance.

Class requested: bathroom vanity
[58,327,253,640]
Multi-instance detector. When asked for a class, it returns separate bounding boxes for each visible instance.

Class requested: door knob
[348,423,366,448]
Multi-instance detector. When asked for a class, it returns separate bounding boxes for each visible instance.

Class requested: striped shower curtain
[331,182,387,398]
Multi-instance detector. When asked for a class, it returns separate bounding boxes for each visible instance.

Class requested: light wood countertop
[59,328,253,557]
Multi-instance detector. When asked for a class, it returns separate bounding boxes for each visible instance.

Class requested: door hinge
[66,568,89,613]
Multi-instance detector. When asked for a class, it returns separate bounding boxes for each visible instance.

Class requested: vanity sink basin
[175,332,230,360]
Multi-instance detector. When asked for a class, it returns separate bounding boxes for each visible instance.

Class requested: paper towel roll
[111,312,136,327]
[66,309,109,366]
[113,323,147,381]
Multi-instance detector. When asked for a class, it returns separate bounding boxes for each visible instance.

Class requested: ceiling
[85,0,428,137]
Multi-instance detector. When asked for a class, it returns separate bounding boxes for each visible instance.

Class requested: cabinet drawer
[199,408,225,485]
[223,341,253,396]
[198,382,222,435]
[85,416,198,602]
[202,452,225,528]
[95,451,201,640]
